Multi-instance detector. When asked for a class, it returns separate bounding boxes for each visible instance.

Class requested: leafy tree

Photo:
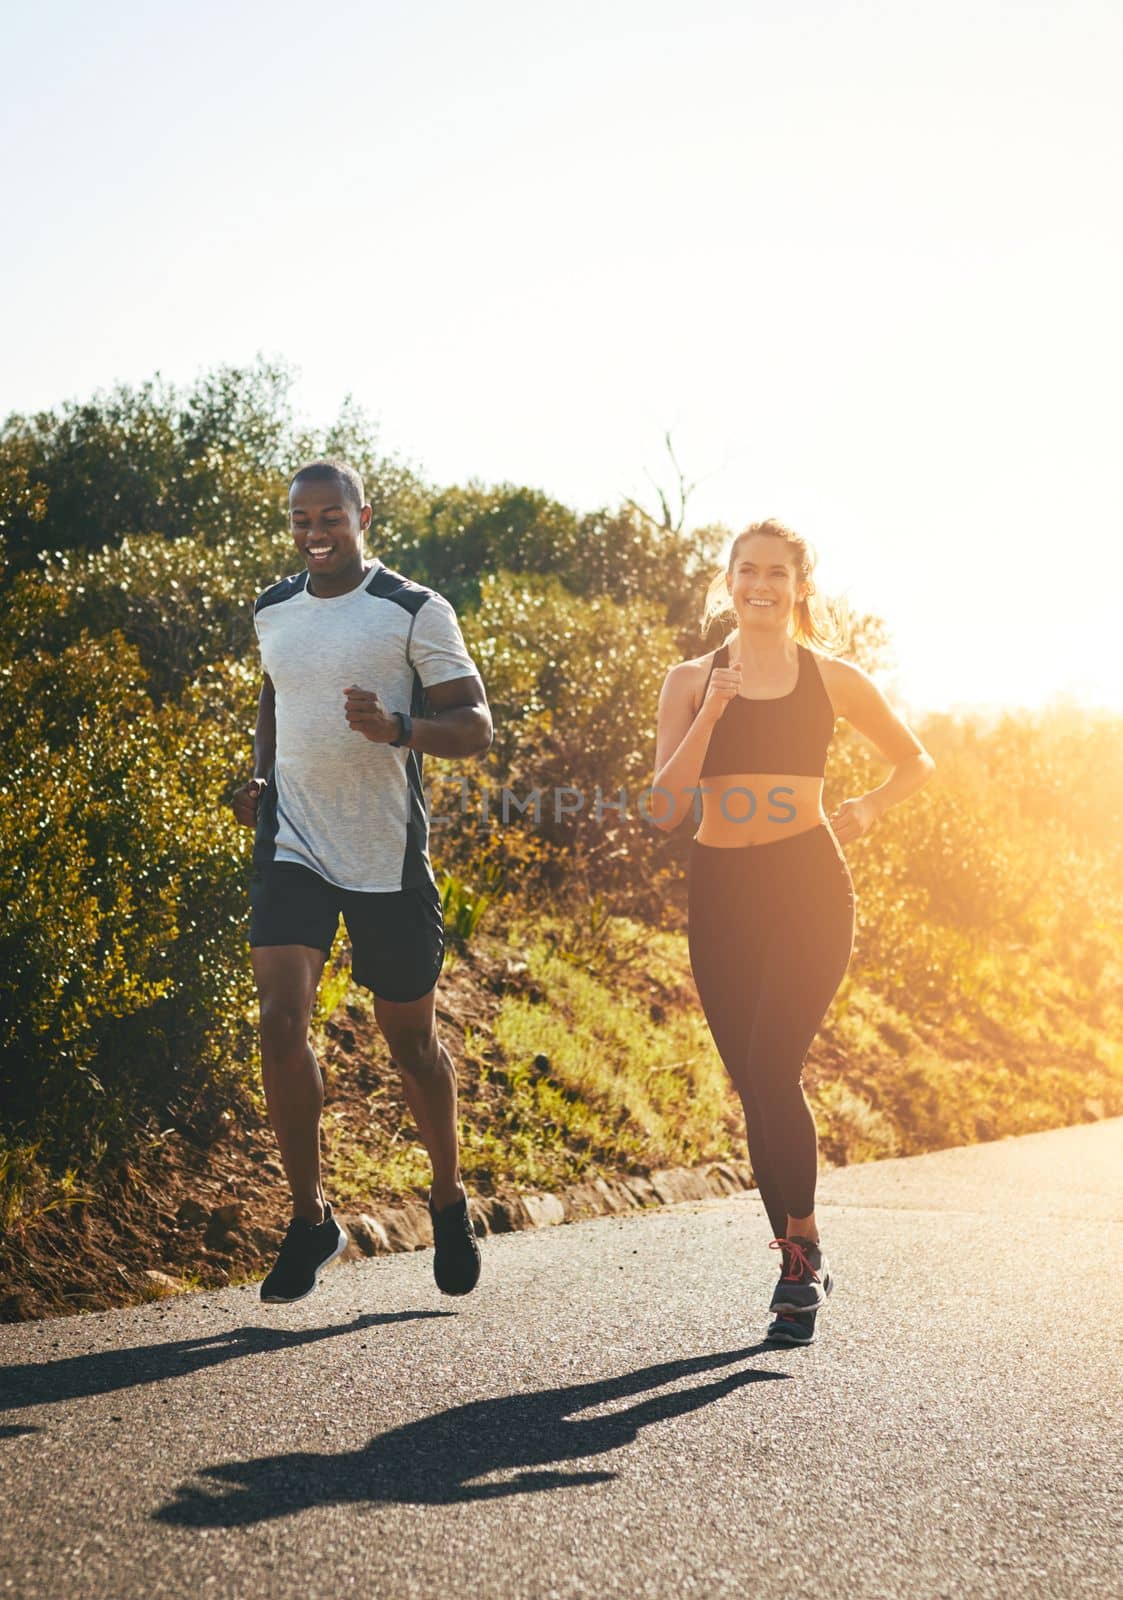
[2,530,281,705]
[0,357,425,574]
[379,482,583,612]
[0,360,285,566]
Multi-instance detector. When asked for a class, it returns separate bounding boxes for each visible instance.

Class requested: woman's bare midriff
[693,772,829,847]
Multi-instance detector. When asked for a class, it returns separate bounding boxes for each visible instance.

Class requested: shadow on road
[157,1345,786,1522]
[0,1311,449,1411]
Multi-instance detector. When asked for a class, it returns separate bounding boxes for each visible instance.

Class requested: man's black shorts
[249,861,444,1003]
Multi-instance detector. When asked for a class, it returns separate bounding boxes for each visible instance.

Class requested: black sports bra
[698,641,836,779]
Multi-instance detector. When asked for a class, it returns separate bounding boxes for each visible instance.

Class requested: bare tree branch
[621,429,702,536]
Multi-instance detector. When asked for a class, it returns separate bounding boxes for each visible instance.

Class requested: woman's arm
[863,752,936,820]
[649,662,724,832]
[828,661,936,843]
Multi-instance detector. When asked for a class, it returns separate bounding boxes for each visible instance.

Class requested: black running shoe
[260,1203,349,1303]
[429,1191,481,1296]
[768,1235,832,1315]
[765,1309,818,1346]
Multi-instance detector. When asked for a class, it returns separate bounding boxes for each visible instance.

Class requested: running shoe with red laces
[765,1309,818,1346]
[768,1235,832,1315]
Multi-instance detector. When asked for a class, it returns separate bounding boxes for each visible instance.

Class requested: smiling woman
[651,516,936,1347]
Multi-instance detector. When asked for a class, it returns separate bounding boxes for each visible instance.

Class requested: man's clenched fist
[231,776,268,827]
[343,684,400,743]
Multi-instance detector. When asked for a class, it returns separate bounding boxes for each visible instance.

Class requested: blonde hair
[700,518,851,655]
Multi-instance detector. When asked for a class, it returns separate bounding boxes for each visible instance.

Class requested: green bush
[3,530,283,704]
[0,633,258,1201]
[438,871,495,947]
[447,569,686,916]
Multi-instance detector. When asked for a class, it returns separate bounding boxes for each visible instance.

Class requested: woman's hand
[828,794,880,846]
[699,662,742,723]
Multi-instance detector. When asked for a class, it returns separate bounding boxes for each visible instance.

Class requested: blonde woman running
[652,520,935,1344]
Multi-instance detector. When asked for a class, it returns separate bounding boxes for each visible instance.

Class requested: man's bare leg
[372,984,463,1209]
[252,944,329,1225]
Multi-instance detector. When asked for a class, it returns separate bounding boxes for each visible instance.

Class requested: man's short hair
[288,459,365,513]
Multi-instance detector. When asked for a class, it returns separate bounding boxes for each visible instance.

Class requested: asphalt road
[2,1119,1121,1600]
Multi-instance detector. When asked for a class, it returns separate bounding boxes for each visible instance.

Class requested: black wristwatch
[389,711,412,748]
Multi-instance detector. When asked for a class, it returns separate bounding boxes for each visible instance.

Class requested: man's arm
[231,673,277,828]
[408,674,492,758]
[401,592,490,757]
[254,672,277,780]
[343,673,492,757]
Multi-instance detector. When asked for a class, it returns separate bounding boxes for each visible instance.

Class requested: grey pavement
[1,1119,1121,1600]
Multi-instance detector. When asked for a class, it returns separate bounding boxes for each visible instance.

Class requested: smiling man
[230,459,493,1305]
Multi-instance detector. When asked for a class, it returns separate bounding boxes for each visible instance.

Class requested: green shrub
[453,570,685,917]
[0,633,258,1199]
[811,1080,902,1166]
[438,871,495,947]
[2,528,290,704]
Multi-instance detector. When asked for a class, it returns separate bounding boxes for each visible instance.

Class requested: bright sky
[3,0,1121,717]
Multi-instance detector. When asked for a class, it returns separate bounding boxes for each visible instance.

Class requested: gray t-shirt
[252,557,479,891]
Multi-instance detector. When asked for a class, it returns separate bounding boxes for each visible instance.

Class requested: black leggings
[687,822,855,1240]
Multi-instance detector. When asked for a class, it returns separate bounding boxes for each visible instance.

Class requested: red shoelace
[769,1237,821,1283]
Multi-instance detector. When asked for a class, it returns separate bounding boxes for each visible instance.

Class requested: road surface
[1,1119,1120,1599]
